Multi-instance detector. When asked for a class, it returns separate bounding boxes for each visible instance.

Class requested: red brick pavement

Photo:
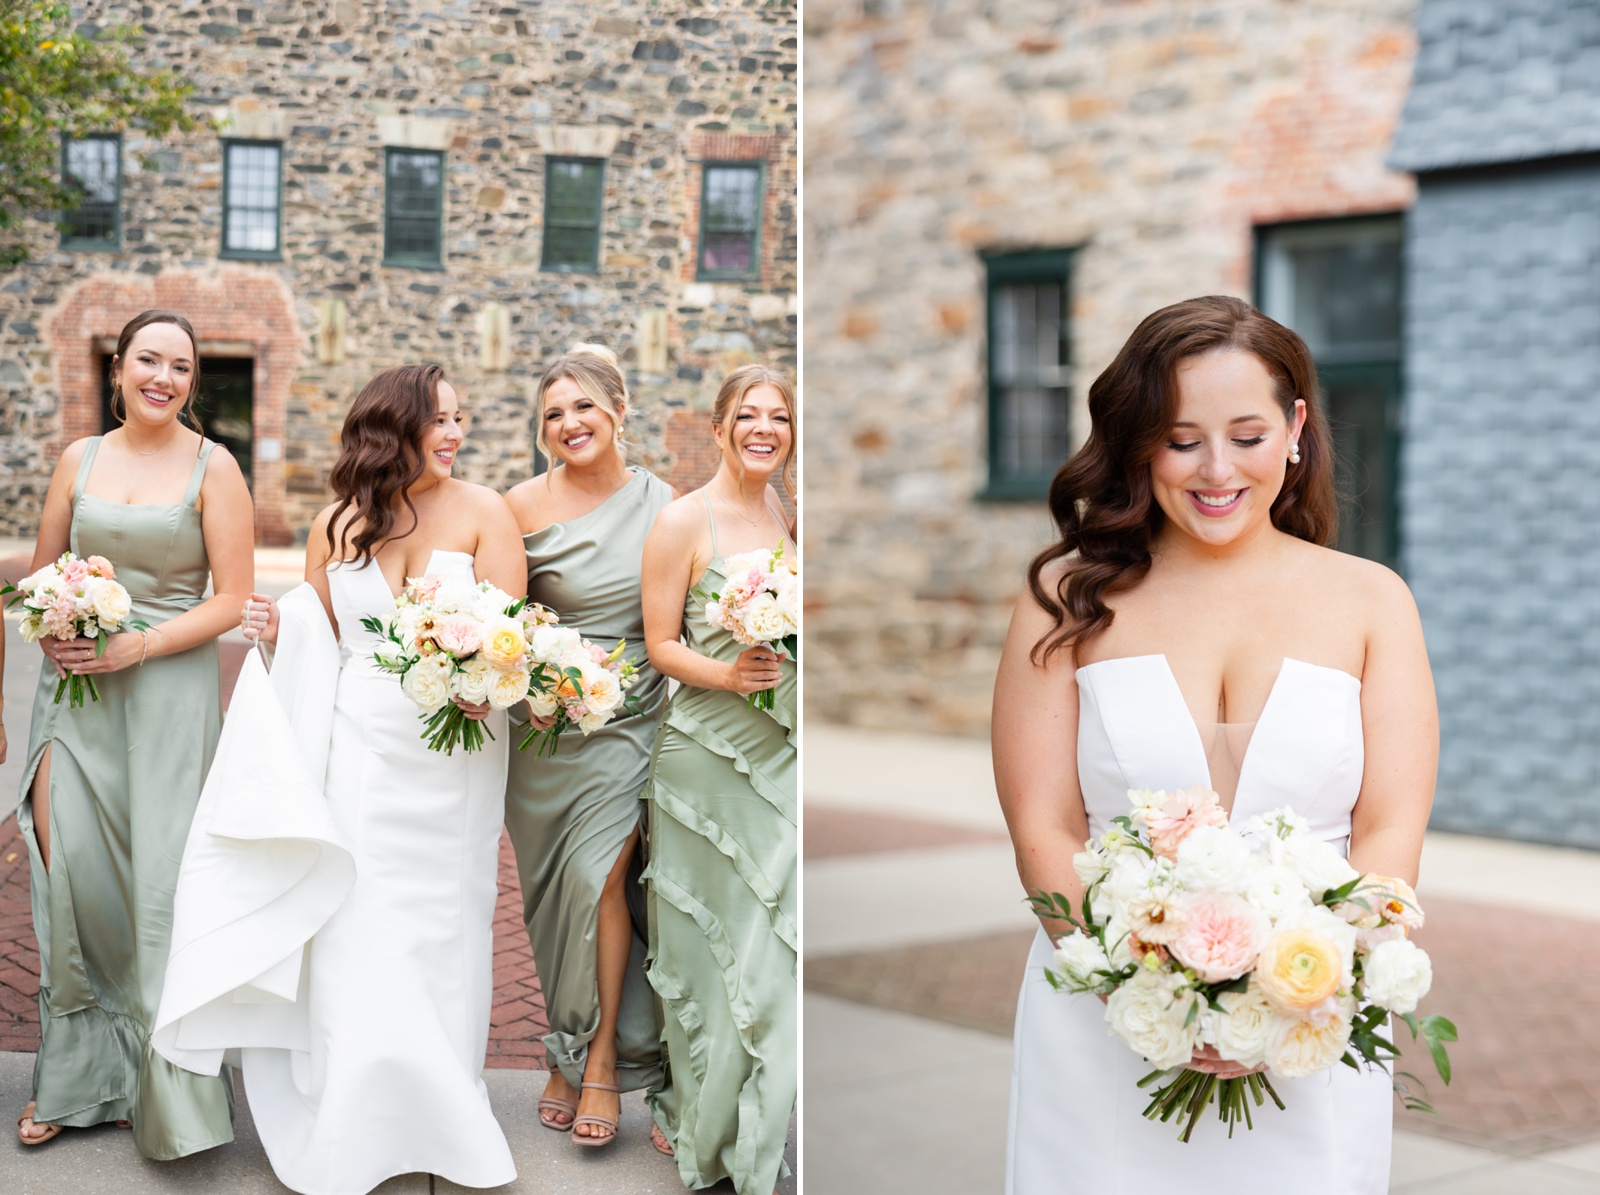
[807,889,1600,1151]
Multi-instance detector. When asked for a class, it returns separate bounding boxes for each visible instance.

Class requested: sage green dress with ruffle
[643,500,796,1195]
[16,437,234,1159]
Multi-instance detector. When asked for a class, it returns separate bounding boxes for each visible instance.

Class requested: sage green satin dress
[644,497,797,1195]
[505,467,673,1092]
[16,437,234,1158]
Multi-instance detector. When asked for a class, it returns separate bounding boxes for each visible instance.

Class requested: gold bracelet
[139,630,149,666]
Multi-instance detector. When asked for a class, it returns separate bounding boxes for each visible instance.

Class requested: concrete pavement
[805,721,1600,1194]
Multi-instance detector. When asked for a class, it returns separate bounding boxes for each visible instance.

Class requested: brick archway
[46,268,302,545]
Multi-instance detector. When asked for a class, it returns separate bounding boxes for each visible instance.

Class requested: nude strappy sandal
[537,1090,577,1132]
[17,1102,62,1146]
[571,1081,620,1148]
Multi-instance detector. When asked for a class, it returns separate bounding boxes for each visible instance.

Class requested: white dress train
[155,551,516,1195]
[1006,654,1393,1195]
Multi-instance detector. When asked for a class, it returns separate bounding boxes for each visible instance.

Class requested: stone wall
[1402,158,1600,847]
[0,0,797,543]
[803,0,1417,733]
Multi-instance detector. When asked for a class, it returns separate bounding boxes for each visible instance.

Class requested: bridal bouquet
[2,552,143,707]
[701,542,798,711]
[515,610,641,758]
[362,574,537,755]
[1033,787,1457,1142]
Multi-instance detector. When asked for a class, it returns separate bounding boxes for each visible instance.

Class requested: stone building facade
[804,0,1417,732]
[1388,0,1600,846]
[0,0,797,544]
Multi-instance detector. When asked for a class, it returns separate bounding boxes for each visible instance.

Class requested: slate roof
[1388,0,1600,173]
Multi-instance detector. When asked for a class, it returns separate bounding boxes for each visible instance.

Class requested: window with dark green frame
[221,140,282,260]
[697,162,763,281]
[384,148,444,268]
[61,134,121,250]
[1256,215,1404,570]
[542,157,604,273]
[982,249,1074,499]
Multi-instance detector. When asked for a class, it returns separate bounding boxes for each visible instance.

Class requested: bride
[995,296,1437,1194]
[152,364,525,1193]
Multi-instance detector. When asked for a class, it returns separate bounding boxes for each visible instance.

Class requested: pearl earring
[1288,443,1301,465]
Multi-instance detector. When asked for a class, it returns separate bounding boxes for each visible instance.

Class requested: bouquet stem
[52,673,101,707]
[747,687,776,711]
[516,720,563,757]
[1137,1068,1284,1142]
[420,704,495,755]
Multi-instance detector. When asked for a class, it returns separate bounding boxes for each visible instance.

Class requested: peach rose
[1255,926,1345,1012]
[1145,786,1228,859]
[1169,893,1269,983]
[84,555,114,579]
[435,614,485,657]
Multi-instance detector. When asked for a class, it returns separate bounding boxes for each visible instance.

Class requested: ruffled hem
[658,704,796,825]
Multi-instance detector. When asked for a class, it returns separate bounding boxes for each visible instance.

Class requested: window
[982,249,1074,498]
[1257,216,1404,569]
[60,135,120,249]
[697,162,764,281]
[221,140,282,260]
[384,148,444,268]
[542,157,605,273]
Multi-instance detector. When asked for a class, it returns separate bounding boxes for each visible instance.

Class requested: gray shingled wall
[1390,0,1600,173]
[1401,158,1600,845]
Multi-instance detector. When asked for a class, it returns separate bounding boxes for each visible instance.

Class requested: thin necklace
[718,487,770,528]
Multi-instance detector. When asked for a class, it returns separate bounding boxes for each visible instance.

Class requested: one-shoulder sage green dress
[643,495,796,1195]
[16,437,234,1159]
[505,467,673,1092]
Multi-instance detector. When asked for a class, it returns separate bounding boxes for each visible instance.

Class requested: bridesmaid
[15,310,253,1155]
[639,364,797,1194]
[503,344,673,1145]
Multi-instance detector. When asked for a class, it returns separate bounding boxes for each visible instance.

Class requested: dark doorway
[100,354,255,491]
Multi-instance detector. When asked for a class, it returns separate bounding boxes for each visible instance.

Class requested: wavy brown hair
[326,363,447,564]
[1028,295,1337,664]
[109,310,204,430]
[713,364,797,500]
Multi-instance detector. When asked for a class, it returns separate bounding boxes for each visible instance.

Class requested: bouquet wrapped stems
[419,702,496,755]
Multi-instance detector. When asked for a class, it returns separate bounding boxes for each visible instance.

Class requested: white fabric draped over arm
[152,584,355,1075]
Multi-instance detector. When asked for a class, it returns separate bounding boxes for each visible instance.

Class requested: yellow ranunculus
[1254,928,1343,1011]
[479,616,527,668]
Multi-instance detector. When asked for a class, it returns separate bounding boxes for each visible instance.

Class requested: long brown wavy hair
[1028,295,1337,664]
[326,363,448,564]
[109,309,204,430]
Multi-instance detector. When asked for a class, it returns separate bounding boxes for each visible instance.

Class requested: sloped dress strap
[701,490,720,557]
[73,436,103,505]
[184,440,217,509]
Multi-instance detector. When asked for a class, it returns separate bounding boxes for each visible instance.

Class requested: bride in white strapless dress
[153,365,530,1194]
[994,298,1438,1195]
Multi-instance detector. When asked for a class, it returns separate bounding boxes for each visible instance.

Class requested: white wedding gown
[1007,654,1392,1195]
[154,550,515,1194]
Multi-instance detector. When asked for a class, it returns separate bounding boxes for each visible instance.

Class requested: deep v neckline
[339,549,475,604]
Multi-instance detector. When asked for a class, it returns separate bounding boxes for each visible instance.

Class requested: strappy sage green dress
[643,495,797,1195]
[504,467,673,1092]
[16,437,234,1159]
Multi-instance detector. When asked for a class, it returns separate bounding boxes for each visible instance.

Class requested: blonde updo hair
[713,364,796,499]
[534,342,630,476]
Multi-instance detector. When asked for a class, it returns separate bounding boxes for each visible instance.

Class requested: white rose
[1104,969,1201,1070]
[1073,840,1113,888]
[1206,985,1279,1069]
[455,655,495,704]
[526,687,560,718]
[1361,937,1432,1014]
[19,614,43,643]
[1174,825,1254,893]
[1052,932,1112,992]
[432,578,478,615]
[583,669,622,715]
[401,656,453,712]
[578,709,611,734]
[530,625,581,666]
[1266,994,1355,1079]
[703,600,726,629]
[774,576,798,634]
[1244,863,1315,922]
[487,666,531,710]
[1279,834,1359,899]
[739,592,785,642]
[720,548,771,577]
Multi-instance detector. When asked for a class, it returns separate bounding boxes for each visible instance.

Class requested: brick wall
[803,0,1418,734]
[1402,158,1600,846]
